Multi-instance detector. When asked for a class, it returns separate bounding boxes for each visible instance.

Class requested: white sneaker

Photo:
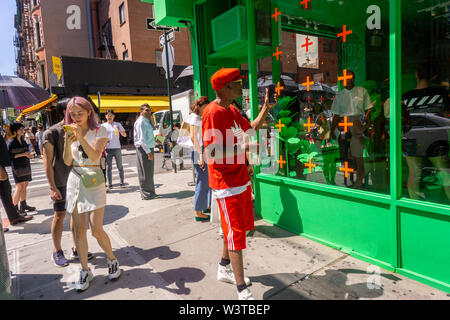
[238,287,254,300]
[107,258,121,280]
[76,268,94,292]
[217,264,251,286]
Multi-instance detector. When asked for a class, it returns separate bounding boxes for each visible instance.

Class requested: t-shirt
[42,121,72,187]
[188,113,203,148]
[24,132,34,145]
[331,86,372,116]
[402,86,449,115]
[202,101,251,190]
[101,122,125,149]
[8,137,30,171]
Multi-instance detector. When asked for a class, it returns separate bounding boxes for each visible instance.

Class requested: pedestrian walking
[34,124,44,158]
[24,127,35,154]
[63,96,121,292]
[42,98,93,268]
[203,68,273,300]
[8,122,36,215]
[0,129,32,226]
[189,96,211,221]
[101,110,127,189]
[168,122,184,171]
[134,104,157,200]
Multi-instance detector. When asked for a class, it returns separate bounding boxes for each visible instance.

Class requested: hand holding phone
[63,125,75,137]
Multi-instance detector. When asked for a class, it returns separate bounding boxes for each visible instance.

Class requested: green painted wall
[147,0,450,294]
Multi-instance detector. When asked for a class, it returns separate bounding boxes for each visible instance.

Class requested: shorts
[53,186,67,212]
[217,186,254,251]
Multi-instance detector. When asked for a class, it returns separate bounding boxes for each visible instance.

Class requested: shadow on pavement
[158,190,195,200]
[251,269,388,300]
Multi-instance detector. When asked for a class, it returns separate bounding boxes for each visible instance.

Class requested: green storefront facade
[144,0,450,293]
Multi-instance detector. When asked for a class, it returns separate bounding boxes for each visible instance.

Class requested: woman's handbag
[14,167,31,178]
[72,166,105,189]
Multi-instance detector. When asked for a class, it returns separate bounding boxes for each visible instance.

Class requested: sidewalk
[3,170,449,300]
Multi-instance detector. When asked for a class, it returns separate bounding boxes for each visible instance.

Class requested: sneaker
[76,268,94,292]
[107,258,121,280]
[119,183,126,188]
[70,248,94,261]
[106,186,111,193]
[217,264,251,286]
[51,250,69,267]
[238,287,255,300]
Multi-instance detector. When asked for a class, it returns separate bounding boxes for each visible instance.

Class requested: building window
[123,50,129,60]
[119,3,126,25]
[35,17,42,48]
[40,63,46,89]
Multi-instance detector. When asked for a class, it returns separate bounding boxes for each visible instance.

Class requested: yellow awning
[16,94,58,121]
[89,95,170,113]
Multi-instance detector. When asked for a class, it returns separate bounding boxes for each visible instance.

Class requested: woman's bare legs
[70,206,89,270]
[89,206,115,261]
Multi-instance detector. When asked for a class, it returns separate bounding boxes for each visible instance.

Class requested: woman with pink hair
[63,96,121,291]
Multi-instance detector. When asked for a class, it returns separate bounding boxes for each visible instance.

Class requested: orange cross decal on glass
[304,158,317,173]
[338,69,353,86]
[275,82,284,95]
[273,46,283,60]
[338,116,353,132]
[300,0,311,9]
[303,117,315,132]
[337,25,352,42]
[277,155,286,169]
[302,36,313,53]
[339,161,354,178]
[275,119,285,132]
[272,8,281,22]
[302,76,314,91]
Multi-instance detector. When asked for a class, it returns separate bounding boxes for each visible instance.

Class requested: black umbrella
[0,75,50,110]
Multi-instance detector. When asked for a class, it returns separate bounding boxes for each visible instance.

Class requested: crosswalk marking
[4,162,137,191]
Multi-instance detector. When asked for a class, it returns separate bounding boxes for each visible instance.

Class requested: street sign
[52,56,62,80]
[159,30,175,48]
[146,18,179,32]
[161,42,175,79]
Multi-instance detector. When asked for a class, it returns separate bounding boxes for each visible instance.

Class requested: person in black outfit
[0,128,33,228]
[8,122,36,214]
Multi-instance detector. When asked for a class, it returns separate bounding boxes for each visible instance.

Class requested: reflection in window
[254,1,391,195]
[401,0,449,205]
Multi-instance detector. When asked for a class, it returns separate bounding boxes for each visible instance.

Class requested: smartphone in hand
[63,125,75,136]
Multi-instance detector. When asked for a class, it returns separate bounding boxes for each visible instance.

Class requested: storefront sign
[52,56,62,80]
[296,34,319,69]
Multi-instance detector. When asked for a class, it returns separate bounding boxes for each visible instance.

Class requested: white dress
[66,126,108,214]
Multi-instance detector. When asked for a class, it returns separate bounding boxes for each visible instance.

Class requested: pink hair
[65,96,99,130]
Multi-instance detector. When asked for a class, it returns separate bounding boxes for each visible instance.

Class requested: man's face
[141,107,151,119]
[345,71,355,89]
[226,79,243,100]
[106,112,115,122]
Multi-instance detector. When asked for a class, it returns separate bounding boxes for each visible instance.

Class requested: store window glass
[401,0,450,205]
[254,0,390,193]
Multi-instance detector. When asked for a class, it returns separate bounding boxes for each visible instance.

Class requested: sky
[0,0,18,76]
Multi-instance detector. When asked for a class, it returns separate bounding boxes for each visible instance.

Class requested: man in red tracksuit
[202,68,272,300]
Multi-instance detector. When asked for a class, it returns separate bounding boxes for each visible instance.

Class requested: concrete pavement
[2,169,449,300]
